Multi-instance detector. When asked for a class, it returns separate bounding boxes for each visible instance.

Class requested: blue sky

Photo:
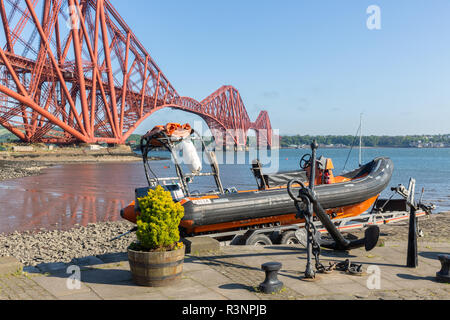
[113,0,450,136]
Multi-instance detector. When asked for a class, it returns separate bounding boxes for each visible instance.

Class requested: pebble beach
[0,221,136,267]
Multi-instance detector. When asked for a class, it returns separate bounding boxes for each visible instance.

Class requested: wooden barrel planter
[128,246,185,287]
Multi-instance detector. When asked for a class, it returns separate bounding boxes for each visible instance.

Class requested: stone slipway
[0,241,449,301]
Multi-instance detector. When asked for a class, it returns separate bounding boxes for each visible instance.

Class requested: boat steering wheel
[299,154,312,170]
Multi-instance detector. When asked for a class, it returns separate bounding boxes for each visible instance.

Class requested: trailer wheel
[245,234,273,246]
[280,231,301,245]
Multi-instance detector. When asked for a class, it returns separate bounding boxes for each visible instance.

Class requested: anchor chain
[336,259,363,275]
[295,196,335,275]
[291,182,364,277]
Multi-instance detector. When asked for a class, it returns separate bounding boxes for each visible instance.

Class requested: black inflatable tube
[182,157,394,228]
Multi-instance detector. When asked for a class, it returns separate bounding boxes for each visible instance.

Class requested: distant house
[87,145,101,151]
[13,146,34,152]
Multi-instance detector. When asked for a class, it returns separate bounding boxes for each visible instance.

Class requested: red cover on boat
[144,123,192,146]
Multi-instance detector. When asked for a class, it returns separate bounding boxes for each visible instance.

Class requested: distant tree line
[126,134,142,144]
[280,134,450,148]
[2,128,449,148]
[127,133,450,149]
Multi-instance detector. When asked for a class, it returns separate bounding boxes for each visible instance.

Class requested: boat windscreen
[265,170,308,188]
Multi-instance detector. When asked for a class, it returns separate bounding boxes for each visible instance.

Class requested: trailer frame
[196,200,431,247]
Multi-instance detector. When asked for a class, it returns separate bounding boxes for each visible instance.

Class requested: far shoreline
[280,146,450,150]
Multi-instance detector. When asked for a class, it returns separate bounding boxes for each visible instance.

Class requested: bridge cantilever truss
[0,0,273,147]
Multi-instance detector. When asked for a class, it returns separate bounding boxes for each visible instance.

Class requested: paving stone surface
[0,274,55,300]
[0,242,449,300]
[0,257,23,276]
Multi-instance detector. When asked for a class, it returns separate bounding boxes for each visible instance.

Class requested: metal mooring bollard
[259,262,284,294]
[436,255,450,283]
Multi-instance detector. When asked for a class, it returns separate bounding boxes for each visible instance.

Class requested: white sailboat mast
[359,113,363,167]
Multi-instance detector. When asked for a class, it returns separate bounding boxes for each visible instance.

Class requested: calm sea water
[0,147,448,234]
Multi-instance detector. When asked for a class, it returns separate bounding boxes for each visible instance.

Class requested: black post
[406,206,418,268]
[304,199,316,279]
[309,140,318,191]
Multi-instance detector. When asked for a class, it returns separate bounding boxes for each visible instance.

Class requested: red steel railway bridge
[0,0,273,148]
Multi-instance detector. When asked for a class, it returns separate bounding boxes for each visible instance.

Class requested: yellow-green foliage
[136,185,184,251]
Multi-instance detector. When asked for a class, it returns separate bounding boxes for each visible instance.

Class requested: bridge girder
[0,0,273,147]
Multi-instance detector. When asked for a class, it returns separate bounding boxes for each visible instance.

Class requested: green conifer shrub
[135,185,184,251]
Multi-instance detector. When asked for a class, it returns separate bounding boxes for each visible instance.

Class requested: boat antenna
[359,113,363,167]
[342,118,362,172]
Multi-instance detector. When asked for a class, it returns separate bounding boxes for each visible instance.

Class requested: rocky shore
[0,221,136,267]
[0,160,51,182]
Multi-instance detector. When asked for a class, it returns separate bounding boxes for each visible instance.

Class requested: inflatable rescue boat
[120,123,394,237]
